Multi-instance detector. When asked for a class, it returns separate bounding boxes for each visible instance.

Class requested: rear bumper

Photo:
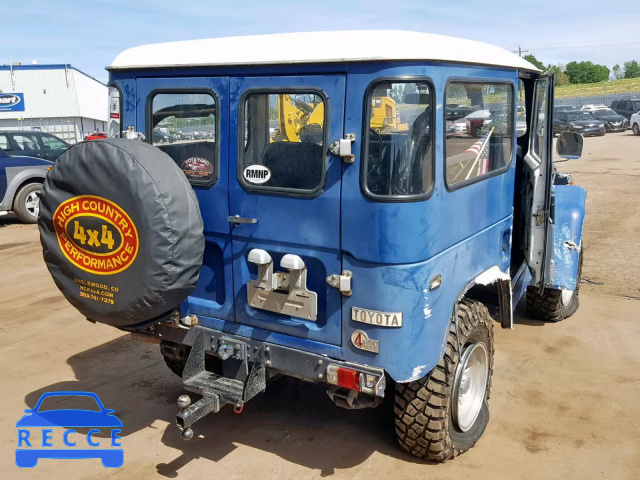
[141,323,386,397]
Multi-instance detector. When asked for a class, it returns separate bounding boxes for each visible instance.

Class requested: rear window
[445,81,514,188]
[241,91,326,194]
[149,91,217,186]
[363,80,434,199]
[0,134,8,150]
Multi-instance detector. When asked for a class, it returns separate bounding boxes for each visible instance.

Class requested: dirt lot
[1,132,639,479]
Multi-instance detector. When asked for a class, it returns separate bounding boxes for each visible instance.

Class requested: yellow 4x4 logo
[53,196,139,275]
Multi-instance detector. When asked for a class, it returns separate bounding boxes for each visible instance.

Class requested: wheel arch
[8,173,45,209]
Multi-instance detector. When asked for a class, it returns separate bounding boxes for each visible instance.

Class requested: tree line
[524,54,640,85]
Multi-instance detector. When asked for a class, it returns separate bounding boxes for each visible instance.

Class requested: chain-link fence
[555,91,640,109]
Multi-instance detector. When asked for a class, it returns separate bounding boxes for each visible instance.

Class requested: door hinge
[329,133,356,163]
[533,209,546,226]
[326,270,352,296]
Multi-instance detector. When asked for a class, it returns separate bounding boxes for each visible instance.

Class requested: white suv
[631,111,640,136]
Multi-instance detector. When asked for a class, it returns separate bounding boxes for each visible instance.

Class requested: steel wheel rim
[25,191,41,217]
[561,289,574,306]
[452,342,488,432]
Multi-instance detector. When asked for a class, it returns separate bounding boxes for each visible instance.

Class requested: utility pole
[513,45,529,57]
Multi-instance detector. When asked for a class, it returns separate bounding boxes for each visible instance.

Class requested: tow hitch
[175,329,266,440]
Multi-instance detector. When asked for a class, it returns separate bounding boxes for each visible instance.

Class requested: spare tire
[38,139,204,329]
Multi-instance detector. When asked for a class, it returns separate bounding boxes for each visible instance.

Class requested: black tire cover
[38,139,204,329]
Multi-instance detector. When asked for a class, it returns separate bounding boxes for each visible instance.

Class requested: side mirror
[556,131,583,160]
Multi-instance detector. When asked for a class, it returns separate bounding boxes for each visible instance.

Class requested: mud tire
[394,299,494,462]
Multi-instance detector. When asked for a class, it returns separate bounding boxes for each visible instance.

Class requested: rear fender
[546,184,586,290]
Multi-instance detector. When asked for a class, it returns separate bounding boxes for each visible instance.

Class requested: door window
[41,135,67,150]
[12,134,41,151]
[240,91,326,194]
[149,91,217,186]
[532,78,549,160]
[0,134,9,150]
[445,81,514,188]
[363,80,434,199]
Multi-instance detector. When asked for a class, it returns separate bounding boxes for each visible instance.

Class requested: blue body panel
[228,75,345,346]
[136,77,235,322]
[549,184,587,290]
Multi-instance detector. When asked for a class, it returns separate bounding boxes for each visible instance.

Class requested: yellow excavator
[369,96,408,133]
[273,93,407,142]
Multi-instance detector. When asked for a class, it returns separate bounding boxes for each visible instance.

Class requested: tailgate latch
[327,270,352,296]
[329,133,356,163]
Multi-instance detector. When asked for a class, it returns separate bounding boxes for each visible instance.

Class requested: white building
[0,64,107,143]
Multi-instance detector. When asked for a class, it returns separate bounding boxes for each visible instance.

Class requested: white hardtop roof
[109,30,540,72]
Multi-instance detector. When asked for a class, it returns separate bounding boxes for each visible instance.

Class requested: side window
[150,91,217,186]
[445,81,514,188]
[12,134,41,151]
[532,79,549,159]
[241,91,326,193]
[364,80,434,198]
[41,135,67,150]
[0,134,9,150]
[517,79,527,137]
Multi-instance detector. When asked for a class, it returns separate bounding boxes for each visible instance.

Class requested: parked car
[85,132,108,140]
[609,98,640,120]
[554,105,576,114]
[630,111,640,136]
[152,130,174,143]
[589,108,629,132]
[553,110,605,136]
[445,104,476,121]
[0,147,51,223]
[0,130,69,161]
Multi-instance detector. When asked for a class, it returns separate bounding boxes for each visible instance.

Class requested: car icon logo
[16,391,123,468]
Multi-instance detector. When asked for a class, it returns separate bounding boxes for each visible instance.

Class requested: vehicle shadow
[25,335,428,476]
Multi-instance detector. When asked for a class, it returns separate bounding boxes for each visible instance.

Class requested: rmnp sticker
[53,195,139,275]
[243,164,271,184]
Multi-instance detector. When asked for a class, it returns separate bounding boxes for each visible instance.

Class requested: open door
[523,74,554,287]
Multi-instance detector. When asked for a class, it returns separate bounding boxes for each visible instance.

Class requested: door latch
[533,209,545,226]
[326,270,352,296]
[329,133,356,163]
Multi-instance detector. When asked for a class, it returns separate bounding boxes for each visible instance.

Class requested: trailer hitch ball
[181,428,194,441]
[177,395,192,409]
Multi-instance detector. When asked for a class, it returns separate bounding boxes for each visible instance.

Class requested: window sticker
[243,165,271,184]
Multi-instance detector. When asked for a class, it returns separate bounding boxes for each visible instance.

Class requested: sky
[4,0,640,83]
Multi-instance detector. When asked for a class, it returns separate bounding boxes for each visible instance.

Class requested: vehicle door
[136,77,236,321]
[10,133,43,159]
[39,134,69,161]
[524,74,554,286]
[524,74,586,292]
[229,75,345,346]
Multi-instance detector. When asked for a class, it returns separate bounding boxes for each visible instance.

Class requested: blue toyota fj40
[38,31,586,461]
